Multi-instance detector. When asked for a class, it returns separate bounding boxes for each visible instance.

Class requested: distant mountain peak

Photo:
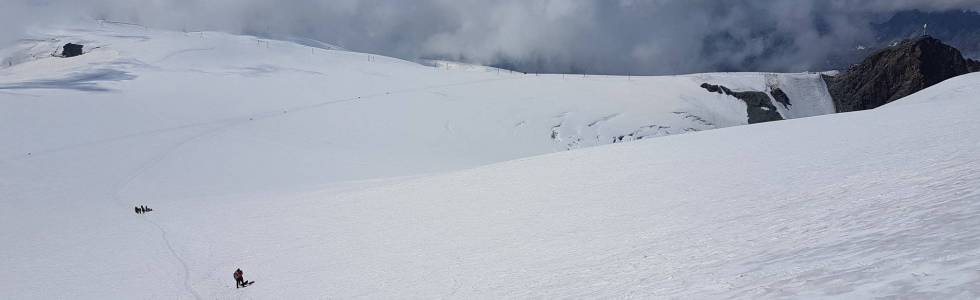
[824,36,977,112]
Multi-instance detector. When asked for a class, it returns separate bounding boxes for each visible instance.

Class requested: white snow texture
[1,23,978,299]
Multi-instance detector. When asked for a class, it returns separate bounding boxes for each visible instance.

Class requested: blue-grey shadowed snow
[275,36,346,51]
[0,90,41,97]
[231,65,327,77]
[106,34,152,42]
[0,68,136,92]
[155,48,216,63]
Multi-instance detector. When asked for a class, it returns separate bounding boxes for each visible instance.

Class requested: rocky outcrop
[62,43,83,57]
[770,88,791,107]
[700,83,783,124]
[873,10,980,60]
[824,36,975,112]
[969,59,980,73]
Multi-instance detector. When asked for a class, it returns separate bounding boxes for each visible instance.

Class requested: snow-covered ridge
[0,23,834,188]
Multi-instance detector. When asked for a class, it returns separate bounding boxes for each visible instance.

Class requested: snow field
[4,23,976,298]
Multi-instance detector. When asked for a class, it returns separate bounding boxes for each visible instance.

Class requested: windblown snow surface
[2,24,979,299]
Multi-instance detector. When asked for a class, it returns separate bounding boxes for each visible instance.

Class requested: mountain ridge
[824,35,977,112]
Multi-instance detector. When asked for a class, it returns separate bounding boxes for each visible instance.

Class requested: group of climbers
[134,205,153,214]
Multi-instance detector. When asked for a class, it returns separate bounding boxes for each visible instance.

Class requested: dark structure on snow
[62,43,83,57]
[700,83,784,124]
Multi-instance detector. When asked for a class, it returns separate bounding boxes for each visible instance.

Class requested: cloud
[3,0,979,74]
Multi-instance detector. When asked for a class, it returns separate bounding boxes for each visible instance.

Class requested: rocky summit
[824,36,977,112]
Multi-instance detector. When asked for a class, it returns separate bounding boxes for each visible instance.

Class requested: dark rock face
[700,83,783,124]
[824,36,974,112]
[823,10,980,71]
[969,59,980,73]
[770,88,791,107]
[62,43,83,57]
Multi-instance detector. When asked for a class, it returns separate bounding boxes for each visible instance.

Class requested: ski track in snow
[156,47,216,63]
[146,219,202,300]
[4,75,518,162]
[109,121,239,299]
[95,64,524,298]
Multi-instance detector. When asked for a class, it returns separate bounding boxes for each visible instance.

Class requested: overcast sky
[3,0,979,74]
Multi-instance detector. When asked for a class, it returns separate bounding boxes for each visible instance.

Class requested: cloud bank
[4,0,980,74]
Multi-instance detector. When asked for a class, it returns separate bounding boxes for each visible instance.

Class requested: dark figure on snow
[234,268,245,288]
[62,43,83,57]
[135,206,141,214]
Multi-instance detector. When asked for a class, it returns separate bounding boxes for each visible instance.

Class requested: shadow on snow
[0,68,137,92]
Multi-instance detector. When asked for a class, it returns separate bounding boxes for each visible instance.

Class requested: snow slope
[0,24,834,194]
[4,23,978,299]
